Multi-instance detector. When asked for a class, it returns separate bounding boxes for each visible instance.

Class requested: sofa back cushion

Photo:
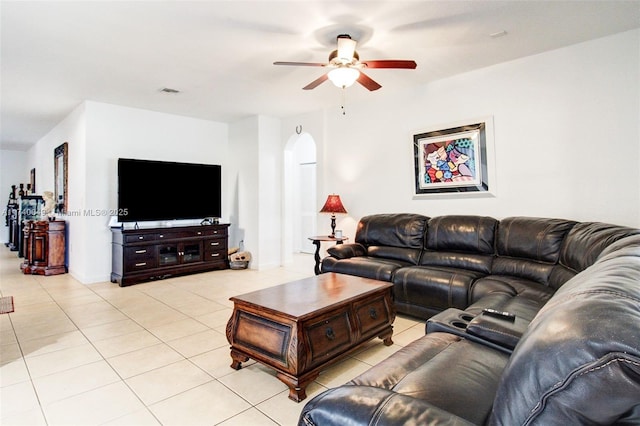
[426,215,497,253]
[492,217,576,285]
[354,214,428,265]
[420,215,498,273]
[356,214,428,248]
[548,222,640,290]
[489,241,640,425]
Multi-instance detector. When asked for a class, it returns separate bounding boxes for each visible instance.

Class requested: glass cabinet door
[182,243,202,263]
[158,245,179,266]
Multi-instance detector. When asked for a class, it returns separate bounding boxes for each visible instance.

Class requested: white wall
[305,29,639,240]
[0,150,28,242]
[228,116,259,263]
[228,115,282,270]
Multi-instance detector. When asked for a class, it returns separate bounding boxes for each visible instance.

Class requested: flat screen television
[117,158,221,223]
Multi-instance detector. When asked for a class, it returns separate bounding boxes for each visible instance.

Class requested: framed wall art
[54,142,68,213]
[413,118,494,197]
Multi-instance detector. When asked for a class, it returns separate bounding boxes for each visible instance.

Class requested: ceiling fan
[274,34,417,91]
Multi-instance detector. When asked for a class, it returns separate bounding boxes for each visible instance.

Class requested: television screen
[117,158,221,223]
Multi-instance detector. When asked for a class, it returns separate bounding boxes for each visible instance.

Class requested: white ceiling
[2,1,639,150]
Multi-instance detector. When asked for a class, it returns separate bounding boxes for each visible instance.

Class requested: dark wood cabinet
[111,224,229,286]
[21,220,67,275]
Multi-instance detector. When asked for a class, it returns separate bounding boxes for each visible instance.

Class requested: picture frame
[413,119,492,196]
[54,142,68,213]
[30,168,36,193]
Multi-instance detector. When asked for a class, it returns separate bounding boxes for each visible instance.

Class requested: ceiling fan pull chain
[341,88,347,115]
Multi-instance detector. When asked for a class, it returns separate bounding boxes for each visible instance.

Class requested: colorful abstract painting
[413,122,489,194]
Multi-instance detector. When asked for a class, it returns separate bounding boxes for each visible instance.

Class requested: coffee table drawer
[305,310,353,364]
[231,311,291,367]
[355,295,393,336]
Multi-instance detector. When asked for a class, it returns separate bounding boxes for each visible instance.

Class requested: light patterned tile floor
[0,248,424,425]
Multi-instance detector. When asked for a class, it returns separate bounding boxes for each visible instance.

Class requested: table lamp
[319,194,347,237]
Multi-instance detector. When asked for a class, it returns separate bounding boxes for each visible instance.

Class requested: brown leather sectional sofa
[299,214,640,425]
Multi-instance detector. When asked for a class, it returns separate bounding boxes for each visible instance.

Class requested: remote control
[482,308,516,321]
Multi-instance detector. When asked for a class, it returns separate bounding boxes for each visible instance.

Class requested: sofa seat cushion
[420,250,494,274]
[321,256,411,281]
[346,332,510,425]
[393,266,487,318]
[467,275,555,322]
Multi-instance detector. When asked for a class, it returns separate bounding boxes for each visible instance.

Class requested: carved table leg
[276,371,319,402]
[230,349,249,370]
[379,327,394,346]
[312,240,321,275]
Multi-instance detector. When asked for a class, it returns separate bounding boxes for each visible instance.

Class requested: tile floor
[0,247,425,425]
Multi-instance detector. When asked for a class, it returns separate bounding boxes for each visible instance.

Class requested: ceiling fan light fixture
[328,67,360,88]
[336,35,357,63]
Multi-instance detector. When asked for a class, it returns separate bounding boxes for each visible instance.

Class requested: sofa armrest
[299,386,475,426]
[326,243,367,259]
[465,312,529,350]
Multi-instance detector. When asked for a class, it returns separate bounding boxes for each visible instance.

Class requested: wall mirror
[54,142,68,213]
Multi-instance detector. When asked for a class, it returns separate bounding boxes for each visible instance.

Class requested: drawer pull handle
[135,250,147,254]
[138,236,144,240]
[197,232,202,235]
[159,235,164,238]
[210,242,220,246]
[211,253,220,257]
[369,308,378,319]
[135,262,147,267]
[325,327,335,341]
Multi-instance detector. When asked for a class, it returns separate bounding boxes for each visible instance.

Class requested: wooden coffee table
[225,273,395,402]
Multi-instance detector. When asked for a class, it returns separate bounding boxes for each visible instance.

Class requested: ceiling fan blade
[361,60,417,69]
[357,72,382,91]
[273,61,326,67]
[303,73,329,90]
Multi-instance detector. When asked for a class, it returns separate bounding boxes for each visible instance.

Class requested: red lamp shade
[319,195,347,214]
[320,195,347,237]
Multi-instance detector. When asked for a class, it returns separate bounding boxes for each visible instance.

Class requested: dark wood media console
[111,224,229,286]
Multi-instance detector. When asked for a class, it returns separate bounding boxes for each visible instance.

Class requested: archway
[282,132,317,264]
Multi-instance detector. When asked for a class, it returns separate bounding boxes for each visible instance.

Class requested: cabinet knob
[369,308,378,319]
[325,327,335,341]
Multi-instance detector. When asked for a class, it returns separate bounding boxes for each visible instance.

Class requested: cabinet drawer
[305,311,353,364]
[157,230,197,240]
[355,295,391,336]
[204,250,226,261]
[203,227,227,237]
[124,234,157,243]
[205,238,226,251]
[123,246,157,271]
